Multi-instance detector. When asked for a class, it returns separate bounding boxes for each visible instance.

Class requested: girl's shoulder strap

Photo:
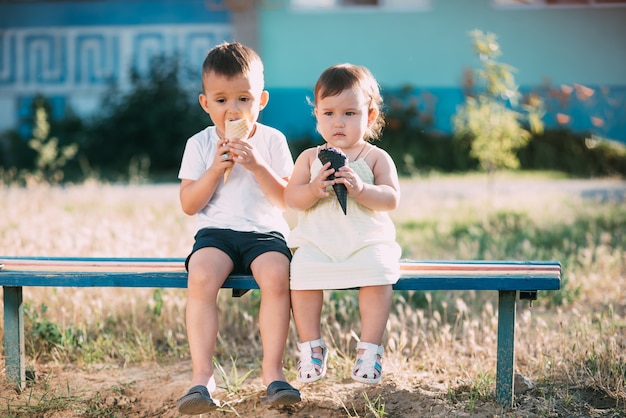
[311,145,323,164]
[361,144,376,159]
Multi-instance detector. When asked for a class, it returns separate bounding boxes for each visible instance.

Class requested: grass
[1,173,625,416]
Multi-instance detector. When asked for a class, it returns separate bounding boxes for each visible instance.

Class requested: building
[0,0,231,137]
[1,0,625,143]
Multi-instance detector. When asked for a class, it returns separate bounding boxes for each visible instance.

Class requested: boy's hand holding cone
[223,119,252,184]
[318,147,348,215]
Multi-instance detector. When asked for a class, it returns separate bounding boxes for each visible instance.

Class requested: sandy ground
[0,359,551,417]
[4,353,623,417]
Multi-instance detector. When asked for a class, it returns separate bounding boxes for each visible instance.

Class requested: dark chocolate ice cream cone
[331,183,348,215]
[318,147,348,215]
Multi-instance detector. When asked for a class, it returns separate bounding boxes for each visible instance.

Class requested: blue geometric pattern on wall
[75,33,119,85]
[1,23,231,95]
[24,33,67,85]
[0,30,16,85]
[133,32,166,76]
[185,31,222,86]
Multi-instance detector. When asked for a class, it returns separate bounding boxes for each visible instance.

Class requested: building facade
[0,0,232,136]
[1,0,625,143]
[258,0,626,142]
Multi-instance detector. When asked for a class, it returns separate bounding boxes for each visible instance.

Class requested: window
[291,0,430,11]
[494,0,626,8]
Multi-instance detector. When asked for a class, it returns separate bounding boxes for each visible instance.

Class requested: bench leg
[496,290,516,408]
[3,286,25,390]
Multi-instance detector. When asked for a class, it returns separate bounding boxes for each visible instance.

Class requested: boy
[176,42,300,415]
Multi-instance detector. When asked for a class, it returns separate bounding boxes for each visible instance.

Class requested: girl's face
[314,87,375,150]
[199,70,268,139]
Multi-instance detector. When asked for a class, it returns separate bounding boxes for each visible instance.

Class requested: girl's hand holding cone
[318,147,349,215]
[334,166,364,197]
[308,162,336,199]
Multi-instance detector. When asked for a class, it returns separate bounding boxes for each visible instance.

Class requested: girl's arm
[285,148,335,211]
[336,148,400,212]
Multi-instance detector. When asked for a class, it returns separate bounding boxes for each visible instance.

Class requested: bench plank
[0,271,560,291]
[1,256,561,408]
[0,257,561,291]
[0,257,562,275]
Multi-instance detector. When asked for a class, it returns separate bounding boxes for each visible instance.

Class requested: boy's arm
[179,169,222,215]
[227,137,291,210]
[179,138,232,215]
[250,163,289,210]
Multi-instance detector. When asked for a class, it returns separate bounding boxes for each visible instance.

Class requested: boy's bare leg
[358,285,393,345]
[290,289,324,342]
[250,251,292,385]
[186,247,234,388]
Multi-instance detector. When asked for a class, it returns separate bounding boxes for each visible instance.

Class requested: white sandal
[351,341,384,384]
[297,339,328,383]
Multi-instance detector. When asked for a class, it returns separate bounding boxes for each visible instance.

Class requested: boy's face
[199,70,268,139]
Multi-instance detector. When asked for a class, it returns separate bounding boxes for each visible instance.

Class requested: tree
[453,30,544,174]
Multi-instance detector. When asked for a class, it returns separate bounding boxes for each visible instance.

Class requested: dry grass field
[1,173,625,417]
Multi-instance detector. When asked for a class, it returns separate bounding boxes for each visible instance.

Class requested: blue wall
[0,0,229,27]
[258,0,626,142]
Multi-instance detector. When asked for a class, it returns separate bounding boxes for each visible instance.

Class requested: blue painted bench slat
[0,256,561,408]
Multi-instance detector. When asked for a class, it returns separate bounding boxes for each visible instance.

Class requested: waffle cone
[318,147,348,215]
[223,119,252,184]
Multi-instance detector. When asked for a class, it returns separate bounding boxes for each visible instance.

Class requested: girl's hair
[201,42,264,91]
[313,63,385,141]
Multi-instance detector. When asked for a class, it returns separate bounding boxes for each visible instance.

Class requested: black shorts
[185,228,292,274]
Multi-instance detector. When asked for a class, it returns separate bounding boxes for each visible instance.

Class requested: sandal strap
[299,338,325,351]
[353,342,383,379]
[356,341,384,356]
[297,339,327,380]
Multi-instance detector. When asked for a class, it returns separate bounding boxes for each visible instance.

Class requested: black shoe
[263,380,302,405]
[177,384,218,415]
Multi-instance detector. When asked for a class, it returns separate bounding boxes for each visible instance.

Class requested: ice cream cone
[318,147,348,215]
[223,119,252,184]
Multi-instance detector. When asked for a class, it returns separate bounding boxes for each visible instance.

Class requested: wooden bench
[0,256,561,408]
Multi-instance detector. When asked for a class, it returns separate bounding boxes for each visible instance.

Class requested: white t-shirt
[178,123,294,237]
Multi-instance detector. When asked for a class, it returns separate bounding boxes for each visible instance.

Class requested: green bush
[518,128,626,177]
[377,85,474,175]
[2,54,624,182]
[79,54,209,180]
[0,129,35,171]
[375,83,625,177]
[1,56,209,183]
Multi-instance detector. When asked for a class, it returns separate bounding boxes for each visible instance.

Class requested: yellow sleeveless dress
[288,146,401,290]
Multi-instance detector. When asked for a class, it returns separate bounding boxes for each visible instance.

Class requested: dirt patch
[0,360,497,417]
[3,359,622,417]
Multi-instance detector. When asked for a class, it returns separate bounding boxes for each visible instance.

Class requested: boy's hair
[201,42,264,91]
[313,63,385,141]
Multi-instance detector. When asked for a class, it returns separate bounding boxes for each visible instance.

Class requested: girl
[285,63,401,385]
